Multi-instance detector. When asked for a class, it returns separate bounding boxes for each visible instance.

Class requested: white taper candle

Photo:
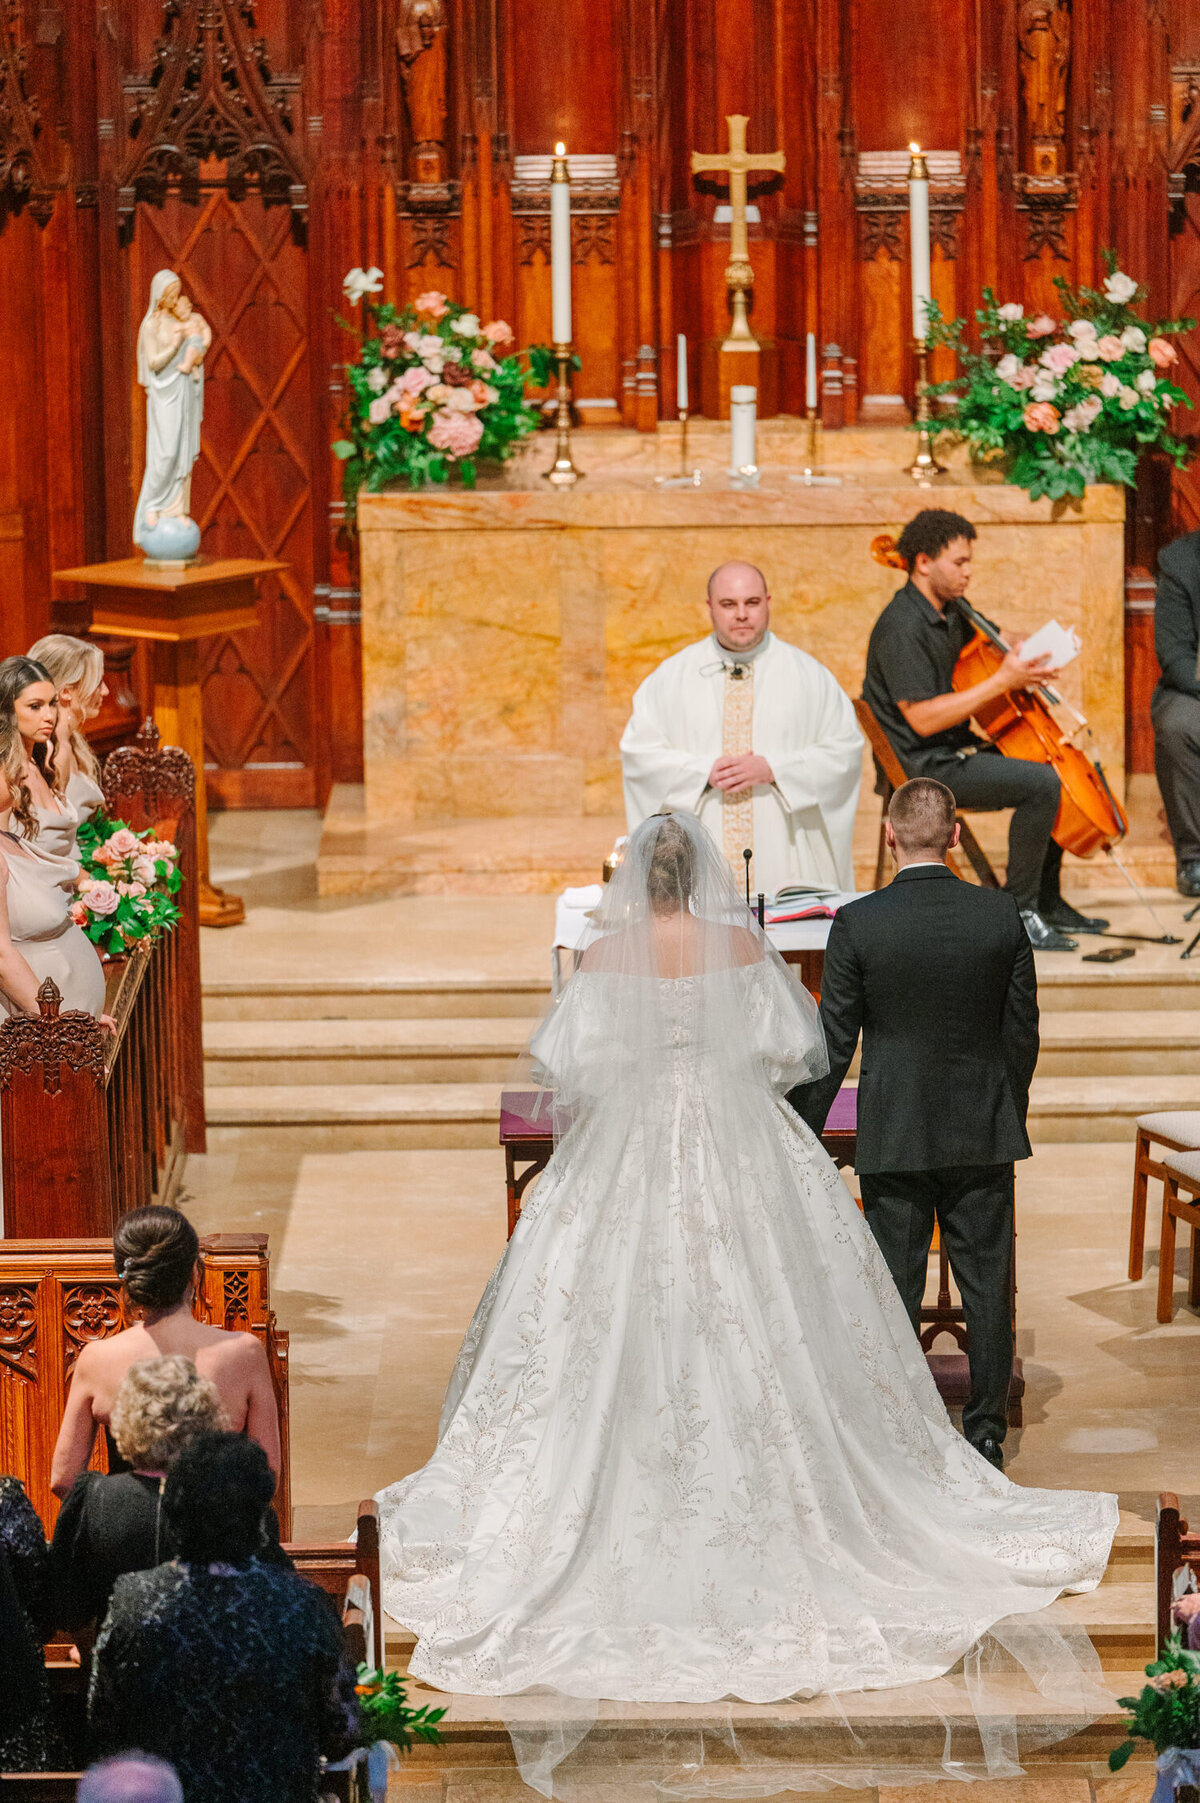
[805,332,818,410]
[677,333,688,412]
[907,142,931,341]
[551,142,572,344]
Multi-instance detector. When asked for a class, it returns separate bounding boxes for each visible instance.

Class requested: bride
[375,811,1117,1706]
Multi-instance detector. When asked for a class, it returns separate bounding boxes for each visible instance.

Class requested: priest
[620,561,863,895]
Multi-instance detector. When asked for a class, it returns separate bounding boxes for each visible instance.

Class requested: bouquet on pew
[353,1665,445,1751]
[1110,1634,1200,1799]
[73,813,182,956]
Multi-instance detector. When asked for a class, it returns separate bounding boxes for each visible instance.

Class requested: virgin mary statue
[133,269,210,559]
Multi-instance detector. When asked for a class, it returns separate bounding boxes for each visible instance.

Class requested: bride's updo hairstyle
[645,813,696,916]
[113,1206,201,1311]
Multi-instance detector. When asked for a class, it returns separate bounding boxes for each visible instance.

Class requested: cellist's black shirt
[862,581,985,773]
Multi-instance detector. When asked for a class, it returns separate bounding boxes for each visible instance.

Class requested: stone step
[204,1073,1199,1146]
[1037,1010,1200,1076]
[201,976,551,1023]
[203,1017,540,1086]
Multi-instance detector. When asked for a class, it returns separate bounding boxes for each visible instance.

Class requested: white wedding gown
[376,950,1118,1706]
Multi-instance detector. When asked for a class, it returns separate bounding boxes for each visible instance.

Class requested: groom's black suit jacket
[788,864,1039,1174]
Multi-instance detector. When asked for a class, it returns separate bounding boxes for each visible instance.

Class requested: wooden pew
[1157,1490,1200,1655]
[0,1779,79,1800]
[286,1500,383,1671]
[0,720,204,1238]
[0,1234,290,1535]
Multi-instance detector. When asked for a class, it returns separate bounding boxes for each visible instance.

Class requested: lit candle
[805,332,818,411]
[730,384,757,472]
[677,333,688,412]
[550,142,572,346]
[907,142,931,342]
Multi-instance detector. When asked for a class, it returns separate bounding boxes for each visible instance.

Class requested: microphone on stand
[743,848,752,910]
[757,891,765,928]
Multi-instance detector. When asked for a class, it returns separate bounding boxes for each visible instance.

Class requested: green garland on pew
[354,1665,446,1752]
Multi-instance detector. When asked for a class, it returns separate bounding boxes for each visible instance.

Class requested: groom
[788,777,1039,1470]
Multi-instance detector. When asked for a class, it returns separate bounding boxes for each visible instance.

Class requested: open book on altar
[767,884,856,923]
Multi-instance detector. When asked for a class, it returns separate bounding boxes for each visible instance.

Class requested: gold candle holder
[543,342,582,488]
[655,407,704,487]
[906,339,946,481]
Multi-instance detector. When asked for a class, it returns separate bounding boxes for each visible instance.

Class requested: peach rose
[1026,314,1057,338]
[482,319,513,345]
[427,408,484,457]
[414,291,449,319]
[83,881,120,917]
[398,364,435,397]
[1023,401,1060,434]
[69,900,89,927]
[1095,334,1124,361]
[1149,336,1179,368]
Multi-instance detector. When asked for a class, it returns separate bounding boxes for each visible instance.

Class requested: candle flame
[909,141,922,155]
[555,141,566,157]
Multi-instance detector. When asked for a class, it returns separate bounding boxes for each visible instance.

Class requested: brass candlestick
[543,343,582,488]
[805,406,821,464]
[655,407,704,487]
[906,338,946,481]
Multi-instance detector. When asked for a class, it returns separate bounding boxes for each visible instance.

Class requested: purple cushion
[500,1089,554,1143]
[824,1085,858,1134]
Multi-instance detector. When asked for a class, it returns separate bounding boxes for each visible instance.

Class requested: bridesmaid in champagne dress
[27,634,109,830]
[0,655,81,884]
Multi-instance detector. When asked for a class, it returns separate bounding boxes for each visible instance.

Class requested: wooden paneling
[0,0,1197,795]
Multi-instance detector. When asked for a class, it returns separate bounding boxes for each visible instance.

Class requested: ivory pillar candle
[677,333,688,412]
[907,142,931,341]
[729,384,757,471]
[550,142,572,344]
[805,332,818,410]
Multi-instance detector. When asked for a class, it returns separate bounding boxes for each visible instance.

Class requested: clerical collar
[711,631,771,669]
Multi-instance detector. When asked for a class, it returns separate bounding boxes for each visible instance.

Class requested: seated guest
[1150,528,1200,896]
[89,1435,357,1803]
[52,1207,281,1498]
[51,1356,228,1631]
[26,634,109,826]
[0,720,108,1022]
[0,1475,67,1773]
[78,1755,184,1803]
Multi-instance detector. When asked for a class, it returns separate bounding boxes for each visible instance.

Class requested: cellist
[862,507,1108,951]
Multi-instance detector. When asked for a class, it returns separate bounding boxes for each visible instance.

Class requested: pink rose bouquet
[925,249,1194,501]
[74,813,183,957]
[334,285,539,516]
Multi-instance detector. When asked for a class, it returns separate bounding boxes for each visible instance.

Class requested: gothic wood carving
[62,1283,124,1375]
[0,1284,37,1380]
[396,0,448,188]
[572,215,614,265]
[116,0,307,242]
[1018,0,1071,178]
[517,214,551,264]
[103,717,196,815]
[1014,174,1077,259]
[0,0,59,224]
[0,986,106,1094]
[406,213,453,266]
[857,198,904,261]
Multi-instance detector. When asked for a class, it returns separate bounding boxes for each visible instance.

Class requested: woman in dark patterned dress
[88,1435,357,1803]
[0,1475,67,1773]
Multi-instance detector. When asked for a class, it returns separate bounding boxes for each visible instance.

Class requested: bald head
[705,561,771,652]
[78,1757,183,1803]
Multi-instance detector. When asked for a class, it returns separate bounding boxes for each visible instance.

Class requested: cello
[868,533,1128,860]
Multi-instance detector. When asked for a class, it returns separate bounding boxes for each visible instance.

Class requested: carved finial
[135,717,161,754]
[36,978,62,1018]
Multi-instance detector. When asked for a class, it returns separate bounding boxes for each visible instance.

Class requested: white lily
[343,266,384,306]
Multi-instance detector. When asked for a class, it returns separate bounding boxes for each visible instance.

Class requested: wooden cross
[691,114,785,347]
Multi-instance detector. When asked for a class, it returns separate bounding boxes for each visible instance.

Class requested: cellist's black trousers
[915,746,1062,911]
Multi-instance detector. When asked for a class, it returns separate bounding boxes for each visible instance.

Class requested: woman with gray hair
[51,1354,287,1632]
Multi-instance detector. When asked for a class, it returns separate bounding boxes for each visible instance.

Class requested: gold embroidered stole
[720,661,754,880]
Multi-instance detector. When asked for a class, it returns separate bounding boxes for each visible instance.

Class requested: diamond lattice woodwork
[132,193,317,807]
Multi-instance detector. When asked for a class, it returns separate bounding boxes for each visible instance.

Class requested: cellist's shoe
[1020,908,1077,952]
[1039,897,1110,934]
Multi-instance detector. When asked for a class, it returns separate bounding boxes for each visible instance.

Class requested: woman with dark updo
[51,1207,280,1498]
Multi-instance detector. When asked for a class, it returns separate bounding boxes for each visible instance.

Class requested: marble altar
[346,424,1126,894]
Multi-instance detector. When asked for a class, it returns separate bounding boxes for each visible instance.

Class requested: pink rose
[1023,401,1060,434]
[368,395,391,425]
[92,842,119,868]
[445,387,481,414]
[403,331,422,352]
[414,291,449,319]
[1040,341,1079,375]
[83,881,120,917]
[1149,336,1179,368]
[134,855,158,884]
[142,839,176,863]
[1095,334,1124,361]
[471,348,497,372]
[398,364,435,397]
[482,319,513,345]
[1026,314,1056,338]
[69,900,88,927]
[427,408,484,457]
[107,828,140,857]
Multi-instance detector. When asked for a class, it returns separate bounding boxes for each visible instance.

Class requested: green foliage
[73,813,183,957]
[354,1666,446,1753]
[333,290,544,524]
[923,253,1195,504]
[1108,1635,1200,1771]
[526,343,582,389]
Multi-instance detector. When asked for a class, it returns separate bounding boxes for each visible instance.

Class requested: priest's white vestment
[620,632,863,895]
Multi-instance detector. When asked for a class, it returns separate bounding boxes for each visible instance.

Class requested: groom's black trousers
[858,1162,1015,1448]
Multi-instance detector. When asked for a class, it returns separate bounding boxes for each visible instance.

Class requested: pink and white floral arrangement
[925,253,1194,500]
[74,814,182,957]
[333,270,540,515]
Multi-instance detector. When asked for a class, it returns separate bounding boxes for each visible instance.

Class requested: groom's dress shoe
[1039,897,1109,935]
[972,1437,1004,1471]
[1020,908,1076,952]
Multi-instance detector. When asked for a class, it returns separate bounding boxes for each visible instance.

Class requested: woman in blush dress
[27,634,109,831]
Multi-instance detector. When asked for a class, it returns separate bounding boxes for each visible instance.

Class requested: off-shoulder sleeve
[746,959,830,1092]
[528,974,622,1102]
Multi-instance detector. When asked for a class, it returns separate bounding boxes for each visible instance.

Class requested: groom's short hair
[888,778,957,856]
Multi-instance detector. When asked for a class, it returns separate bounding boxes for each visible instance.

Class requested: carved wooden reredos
[1,0,1198,786]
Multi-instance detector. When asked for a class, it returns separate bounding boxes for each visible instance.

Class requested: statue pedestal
[52,556,287,928]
